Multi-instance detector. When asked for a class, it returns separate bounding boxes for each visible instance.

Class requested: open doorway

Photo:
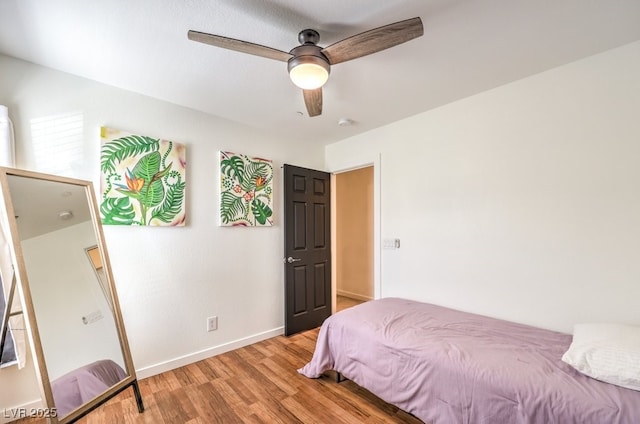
[334,166,374,311]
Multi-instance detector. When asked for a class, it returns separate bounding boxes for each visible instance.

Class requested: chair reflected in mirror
[1,272,18,368]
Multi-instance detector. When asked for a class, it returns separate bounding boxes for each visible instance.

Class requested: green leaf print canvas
[220,151,273,226]
[100,126,186,226]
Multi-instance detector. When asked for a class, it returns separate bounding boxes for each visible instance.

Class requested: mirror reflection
[4,172,136,421]
[84,245,113,311]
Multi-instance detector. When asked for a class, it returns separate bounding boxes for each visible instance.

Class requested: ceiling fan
[187,17,423,117]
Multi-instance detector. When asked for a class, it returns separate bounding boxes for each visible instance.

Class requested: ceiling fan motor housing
[287,44,331,76]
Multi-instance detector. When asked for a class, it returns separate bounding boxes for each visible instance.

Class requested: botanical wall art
[220,151,273,226]
[100,126,186,226]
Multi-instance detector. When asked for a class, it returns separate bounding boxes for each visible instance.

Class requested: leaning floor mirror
[0,167,144,423]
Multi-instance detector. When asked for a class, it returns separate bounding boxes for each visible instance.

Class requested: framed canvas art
[100,127,186,226]
[219,151,273,226]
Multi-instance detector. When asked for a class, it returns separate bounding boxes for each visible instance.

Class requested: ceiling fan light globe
[289,63,329,89]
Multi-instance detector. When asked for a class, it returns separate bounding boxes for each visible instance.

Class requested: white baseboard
[1,399,44,424]
[135,326,284,380]
[337,290,373,302]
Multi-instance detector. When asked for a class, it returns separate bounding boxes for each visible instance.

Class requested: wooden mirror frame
[0,167,143,423]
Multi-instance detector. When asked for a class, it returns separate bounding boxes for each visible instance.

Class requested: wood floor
[336,295,365,312]
[16,297,420,423]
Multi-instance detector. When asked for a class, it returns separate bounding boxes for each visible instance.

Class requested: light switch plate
[383,238,400,249]
[82,310,104,325]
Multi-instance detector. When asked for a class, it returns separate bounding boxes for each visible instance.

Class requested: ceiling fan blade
[188,30,293,62]
[303,88,322,117]
[321,17,423,65]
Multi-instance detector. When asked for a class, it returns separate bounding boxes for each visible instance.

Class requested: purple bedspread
[51,359,127,417]
[298,298,640,423]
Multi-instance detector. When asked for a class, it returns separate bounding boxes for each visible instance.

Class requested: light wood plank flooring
[14,303,421,423]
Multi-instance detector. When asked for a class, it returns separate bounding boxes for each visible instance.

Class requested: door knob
[284,256,302,263]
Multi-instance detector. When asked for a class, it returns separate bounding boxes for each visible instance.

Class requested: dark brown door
[283,164,332,336]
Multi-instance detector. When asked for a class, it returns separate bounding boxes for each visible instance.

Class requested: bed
[51,359,127,417]
[298,297,640,423]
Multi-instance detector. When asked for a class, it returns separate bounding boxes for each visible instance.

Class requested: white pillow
[562,323,640,391]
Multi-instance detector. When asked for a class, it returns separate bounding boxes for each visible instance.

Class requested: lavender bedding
[298,298,640,423]
[51,359,127,417]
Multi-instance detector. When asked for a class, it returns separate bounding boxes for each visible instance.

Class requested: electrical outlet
[207,316,218,332]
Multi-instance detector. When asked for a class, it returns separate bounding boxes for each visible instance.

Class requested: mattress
[299,298,640,423]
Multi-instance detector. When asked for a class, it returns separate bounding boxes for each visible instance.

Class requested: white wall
[0,54,324,416]
[326,41,640,333]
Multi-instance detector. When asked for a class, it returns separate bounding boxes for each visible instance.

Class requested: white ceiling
[5,173,92,240]
[0,0,639,145]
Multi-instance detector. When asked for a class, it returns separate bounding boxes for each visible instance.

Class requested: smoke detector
[58,210,74,220]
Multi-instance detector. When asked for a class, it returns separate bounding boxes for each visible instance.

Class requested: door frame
[329,153,381,312]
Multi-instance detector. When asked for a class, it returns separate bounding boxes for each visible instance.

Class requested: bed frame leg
[336,372,347,383]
